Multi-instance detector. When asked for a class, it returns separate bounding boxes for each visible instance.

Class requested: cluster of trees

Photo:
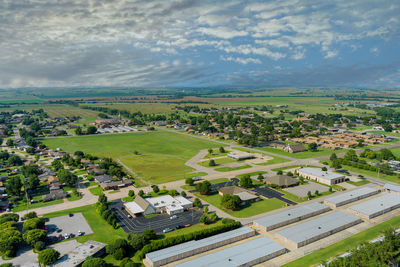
[195,181,212,195]
[95,194,118,229]
[200,206,218,224]
[136,221,241,260]
[74,125,97,135]
[325,228,400,266]
[221,194,241,210]
[57,169,78,186]
[99,158,125,178]
[239,175,253,188]
[330,150,396,176]
[22,213,47,252]
[0,151,23,167]
[0,213,22,257]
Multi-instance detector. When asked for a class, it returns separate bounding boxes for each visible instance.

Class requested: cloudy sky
[1,0,399,88]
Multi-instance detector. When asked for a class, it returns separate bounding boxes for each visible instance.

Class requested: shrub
[185,177,194,186]
[181,191,187,198]
[114,248,125,260]
[0,214,19,225]
[82,258,107,267]
[23,212,37,220]
[169,189,179,196]
[128,190,135,197]
[23,229,47,247]
[208,159,216,166]
[22,218,45,232]
[222,218,235,224]
[34,241,46,251]
[38,248,60,266]
[193,198,202,208]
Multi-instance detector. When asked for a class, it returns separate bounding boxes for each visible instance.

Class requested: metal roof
[146,227,254,262]
[348,193,400,216]
[324,187,380,205]
[253,202,329,228]
[276,211,361,244]
[384,183,400,192]
[176,237,285,267]
[298,167,345,180]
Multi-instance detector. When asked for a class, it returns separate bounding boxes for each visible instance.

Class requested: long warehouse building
[253,202,330,231]
[276,211,362,248]
[176,237,286,267]
[347,193,400,220]
[324,187,380,208]
[143,227,255,267]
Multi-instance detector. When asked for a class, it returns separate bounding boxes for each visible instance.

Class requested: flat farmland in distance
[82,102,175,114]
[0,104,99,118]
[42,131,220,184]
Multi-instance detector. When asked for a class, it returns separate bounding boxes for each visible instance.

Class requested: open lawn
[203,150,229,159]
[257,146,347,159]
[283,215,400,267]
[197,193,286,218]
[181,178,229,190]
[215,164,251,172]
[42,131,220,184]
[13,199,64,212]
[89,187,103,196]
[198,157,236,167]
[255,155,291,165]
[43,204,126,244]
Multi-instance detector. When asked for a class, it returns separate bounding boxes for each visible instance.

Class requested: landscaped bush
[0,214,19,225]
[221,218,235,224]
[82,258,107,267]
[22,217,45,232]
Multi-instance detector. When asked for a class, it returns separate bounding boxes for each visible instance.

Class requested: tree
[23,229,47,247]
[6,139,14,147]
[138,190,144,197]
[315,190,319,196]
[38,248,60,266]
[0,229,23,257]
[26,175,40,191]
[193,198,202,208]
[329,186,333,192]
[74,151,84,157]
[239,175,253,188]
[7,155,22,166]
[257,174,264,182]
[23,217,45,232]
[82,258,107,267]
[221,194,241,210]
[322,167,328,171]
[331,160,342,170]
[277,170,283,175]
[208,148,213,154]
[181,191,187,198]
[203,206,209,214]
[168,189,179,196]
[6,176,22,197]
[34,241,45,251]
[87,126,97,134]
[208,159,216,166]
[185,177,194,186]
[128,190,135,197]
[127,233,146,251]
[74,126,82,135]
[219,146,225,153]
[57,169,77,186]
[308,142,318,152]
[195,181,211,195]
[23,212,37,220]
[143,229,156,241]
[51,159,63,171]
[152,185,159,194]
[307,191,312,199]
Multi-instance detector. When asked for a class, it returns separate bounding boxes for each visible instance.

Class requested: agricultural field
[42,131,220,184]
[82,102,175,114]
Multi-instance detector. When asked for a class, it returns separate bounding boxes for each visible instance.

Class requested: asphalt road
[109,200,202,233]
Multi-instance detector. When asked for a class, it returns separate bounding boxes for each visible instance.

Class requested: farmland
[42,131,220,184]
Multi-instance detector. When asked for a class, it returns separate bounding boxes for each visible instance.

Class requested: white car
[163,228,173,233]
[170,215,177,220]
[127,214,132,218]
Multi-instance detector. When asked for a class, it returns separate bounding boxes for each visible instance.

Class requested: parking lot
[109,200,203,233]
[46,213,93,241]
[253,186,297,205]
[283,182,329,197]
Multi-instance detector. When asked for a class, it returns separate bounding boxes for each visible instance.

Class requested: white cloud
[198,27,248,39]
[325,50,338,59]
[220,56,261,65]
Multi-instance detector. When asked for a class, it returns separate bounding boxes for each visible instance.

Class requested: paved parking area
[110,200,203,233]
[283,182,329,197]
[253,186,297,205]
[46,213,93,239]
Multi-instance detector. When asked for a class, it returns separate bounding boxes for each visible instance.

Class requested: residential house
[218,186,259,204]
[284,144,306,153]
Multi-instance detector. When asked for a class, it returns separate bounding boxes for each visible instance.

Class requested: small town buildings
[53,240,106,267]
[218,186,259,204]
[388,160,400,170]
[265,175,300,188]
[124,195,193,216]
[227,151,255,160]
[297,167,345,185]
[100,179,133,190]
[94,174,113,183]
[283,144,306,153]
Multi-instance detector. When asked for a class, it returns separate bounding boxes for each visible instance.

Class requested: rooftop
[146,227,254,263]
[254,202,329,229]
[298,167,345,180]
[276,211,361,244]
[176,237,285,267]
[348,193,400,216]
[324,187,380,205]
[53,240,106,266]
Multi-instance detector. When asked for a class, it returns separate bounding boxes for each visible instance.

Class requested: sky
[0,0,399,89]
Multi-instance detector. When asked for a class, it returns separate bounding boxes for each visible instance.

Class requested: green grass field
[13,199,64,212]
[255,156,291,165]
[42,131,220,184]
[215,164,251,172]
[197,157,236,167]
[197,193,286,218]
[283,215,400,267]
[89,187,103,196]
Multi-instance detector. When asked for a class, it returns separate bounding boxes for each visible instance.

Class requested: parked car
[170,215,178,220]
[175,225,183,229]
[68,213,74,217]
[56,228,62,233]
[78,231,84,236]
[127,214,132,218]
[163,228,174,233]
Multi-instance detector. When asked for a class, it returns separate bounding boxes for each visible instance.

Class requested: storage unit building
[276,211,362,248]
[324,187,380,208]
[253,202,330,231]
[176,237,286,267]
[297,167,345,185]
[347,193,400,219]
[143,227,255,267]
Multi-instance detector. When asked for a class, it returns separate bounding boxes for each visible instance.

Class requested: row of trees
[95,194,118,229]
